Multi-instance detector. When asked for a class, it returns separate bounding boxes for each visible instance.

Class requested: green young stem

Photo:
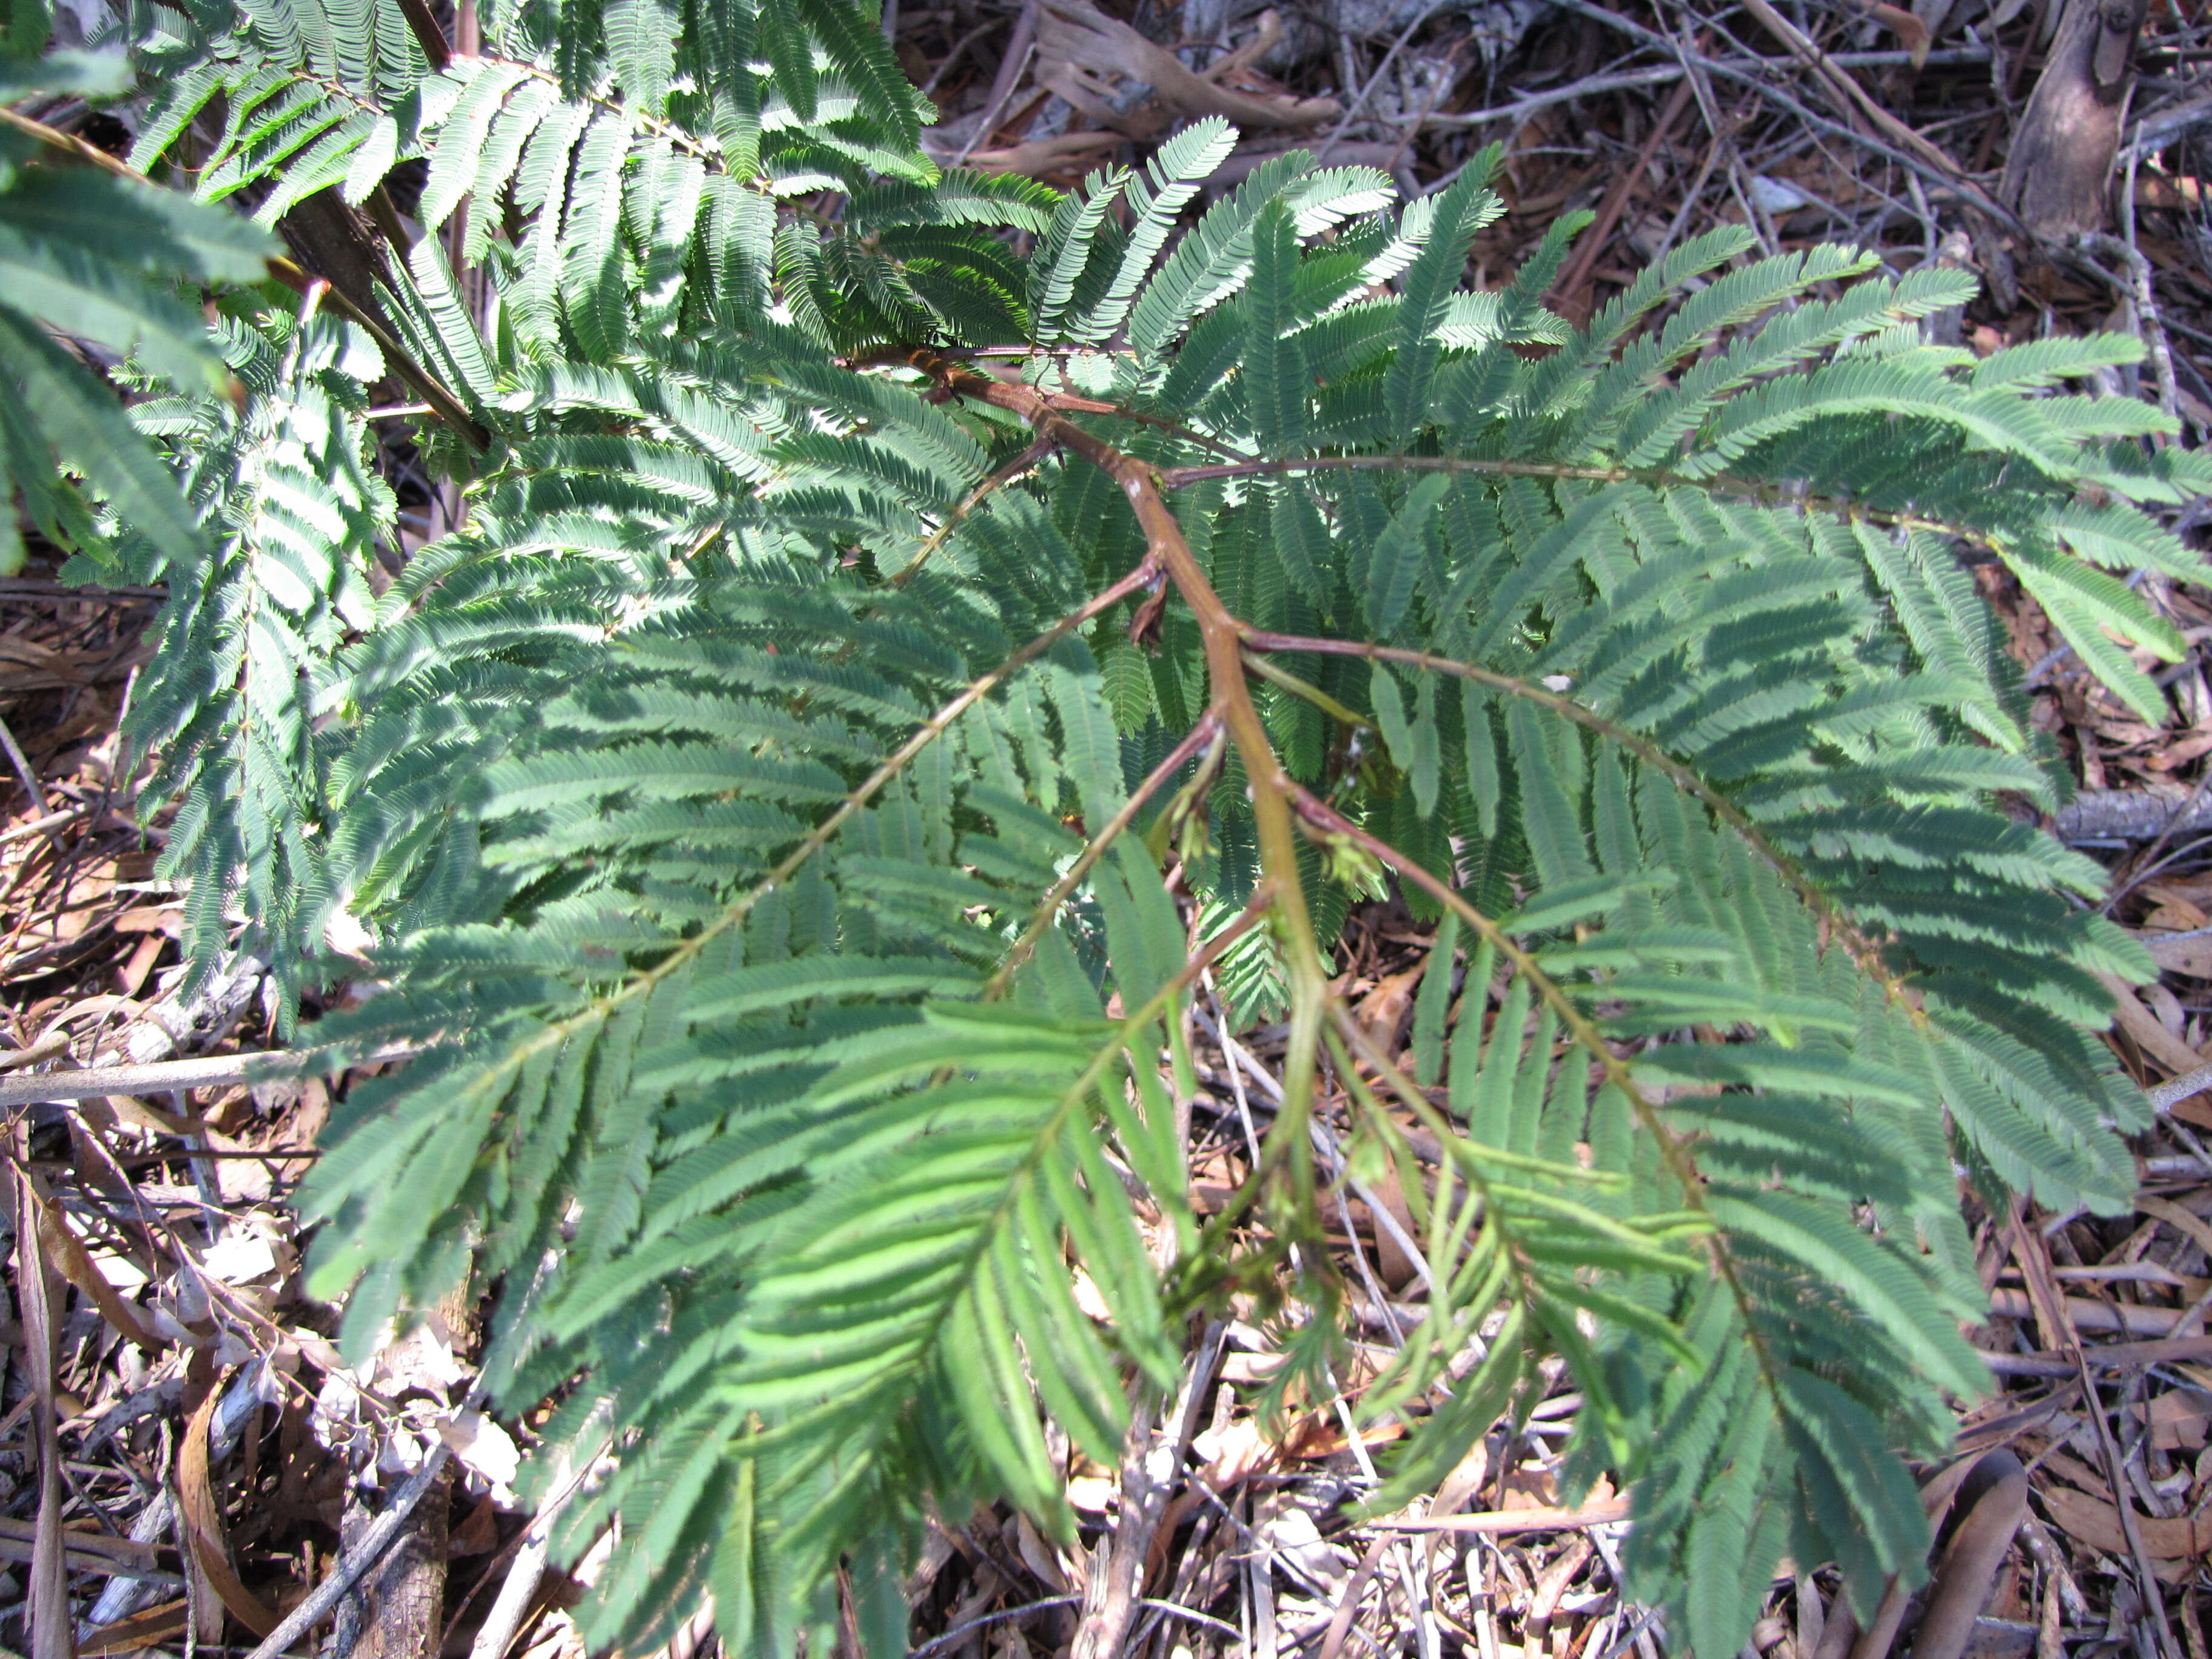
[891,436,1055,586]
[1283,780,1781,1386]
[641,555,1161,975]
[1162,454,1635,488]
[1239,649,1378,735]
[850,349,1255,463]
[982,708,1225,1000]
[881,367,2024,574]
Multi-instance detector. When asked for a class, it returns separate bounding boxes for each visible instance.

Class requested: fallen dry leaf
[2037,1484,2212,1580]
[1858,0,1932,64]
[1277,1411,1406,1460]
[2148,1389,2212,1450]
[2144,930,2212,979]
[2098,970,2207,1074]
[179,1380,284,1636]
[29,1182,163,1349]
[441,1408,522,1502]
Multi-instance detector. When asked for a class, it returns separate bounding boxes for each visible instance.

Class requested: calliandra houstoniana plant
[12,5,2211,1647]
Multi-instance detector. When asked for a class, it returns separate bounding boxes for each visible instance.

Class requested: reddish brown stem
[984,709,1225,999]
[908,355,1329,994]
[1159,454,1635,488]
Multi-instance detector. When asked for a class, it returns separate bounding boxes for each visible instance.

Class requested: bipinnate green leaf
[67,19,2191,1652]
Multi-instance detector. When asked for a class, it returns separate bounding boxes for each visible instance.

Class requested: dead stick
[1071,1326,1226,1659]
[2073,1342,2179,1659]
[1549,72,1698,321]
[0,711,44,811]
[0,805,94,847]
[241,1445,456,1659]
[0,1047,424,1109]
[462,1443,607,1659]
[955,0,1037,164]
[2081,230,2180,421]
[1366,1501,1632,1534]
[1418,48,1992,128]
[1314,0,1457,166]
[1547,0,2027,234]
[14,1156,69,1659]
[0,1054,287,1108]
[2150,1062,2212,1111]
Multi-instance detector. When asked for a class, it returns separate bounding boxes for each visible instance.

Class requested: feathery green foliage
[0,54,275,575]
[13,0,2208,1648]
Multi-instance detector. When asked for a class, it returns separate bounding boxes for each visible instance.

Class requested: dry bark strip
[2002,0,2153,234]
[1071,1326,1225,1659]
[13,1158,71,1659]
[347,1287,477,1659]
[1912,1452,2031,1659]
[0,1045,417,1108]
[241,1444,457,1659]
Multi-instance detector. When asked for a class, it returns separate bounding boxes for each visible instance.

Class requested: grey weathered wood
[2051,786,2212,843]
[0,1053,275,1108]
[0,1045,413,1109]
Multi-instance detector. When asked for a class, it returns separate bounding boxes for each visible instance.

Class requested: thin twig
[0,1053,302,1108]
[1550,72,1700,318]
[461,1440,611,1659]
[2103,760,2212,911]
[912,1595,1083,1659]
[0,803,95,846]
[2071,1346,2180,1659]
[14,1156,69,1659]
[1314,0,1457,165]
[0,580,166,598]
[2122,86,2212,159]
[2151,1062,2212,1111]
[2082,226,2180,422]
[912,1595,1239,1659]
[955,0,1038,166]
[0,711,44,811]
[241,1444,460,1659]
[922,11,1009,95]
[1418,47,1990,129]
[1073,1324,1228,1659]
[891,436,1056,586]
[1368,1502,1632,1533]
[983,710,1224,998]
[1544,0,2029,235]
